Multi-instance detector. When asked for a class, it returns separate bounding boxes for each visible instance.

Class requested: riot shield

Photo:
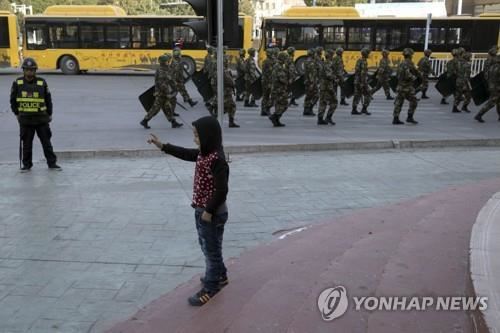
[139,85,156,112]
[250,77,263,100]
[471,72,490,106]
[343,74,355,98]
[290,75,306,100]
[235,76,245,97]
[435,73,456,97]
[192,70,214,102]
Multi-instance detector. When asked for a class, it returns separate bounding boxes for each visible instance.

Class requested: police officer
[235,48,246,101]
[474,50,500,123]
[333,47,348,106]
[286,47,299,106]
[352,48,372,115]
[172,47,198,107]
[370,49,393,100]
[417,49,434,99]
[10,58,61,171]
[244,47,259,107]
[303,48,318,116]
[392,48,419,125]
[269,52,289,127]
[141,54,183,129]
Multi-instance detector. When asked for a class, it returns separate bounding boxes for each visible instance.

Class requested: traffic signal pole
[216,0,224,130]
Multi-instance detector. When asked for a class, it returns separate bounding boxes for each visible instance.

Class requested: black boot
[441,98,448,105]
[317,117,328,125]
[340,98,349,106]
[229,117,240,128]
[171,119,184,128]
[361,107,371,115]
[452,105,461,113]
[269,114,279,126]
[326,116,336,125]
[188,99,198,107]
[261,107,270,116]
[275,116,286,127]
[303,107,315,116]
[290,98,298,106]
[244,100,251,107]
[386,95,394,100]
[392,116,404,125]
[421,90,429,99]
[462,105,471,113]
[140,118,150,129]
[474,113,485,123]
[406,115,418,124]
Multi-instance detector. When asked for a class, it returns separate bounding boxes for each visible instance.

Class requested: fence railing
[429,55,487,78]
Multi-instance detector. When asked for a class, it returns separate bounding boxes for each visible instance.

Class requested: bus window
[375,28,388,50]
[105,24,130,48]
[0,17,9,48]
[48,24,79,48]
[409,27,426,45]
[447,27,471,47]
[266,26,286,49]
[323,26,345,49]
[428,27,446,45]
[172,26,202,49]
[81,24,105,48]
[288,26,319,49]
[26,24,48,50]
[389,28,404,50]
[347,27,371,50]
[131,26,158,49]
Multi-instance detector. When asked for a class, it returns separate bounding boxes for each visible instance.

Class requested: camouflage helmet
[457,47,465,56]
[207,46,214,54]
[277,51,288,63]
[22,57,38,70]
[325,49,335,57]
[361,47,370,57]
[248,47,256,56]
[239,48,246,56]
[451,48,458,56]
[463,52,472,60]
[336,47,344,55]
[173,47,182,57]
[488,46,498,56]
[382,49,389,56]
[287,46,295,55]
[424,49,432,56]
[315,46,324,55]
[402,48,414,57]
[307,48,315,56]
[158,54,170,64]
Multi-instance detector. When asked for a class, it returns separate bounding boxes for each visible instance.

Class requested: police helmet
[326,49,335,57]
[336,47,344,55]
[287,46,295,55]
[22,57,38,70]
[402,48,414,57]
[207,46,214,54]
[424,49,432,56]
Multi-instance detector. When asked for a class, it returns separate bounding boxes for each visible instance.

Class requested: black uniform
[10,76,58,168]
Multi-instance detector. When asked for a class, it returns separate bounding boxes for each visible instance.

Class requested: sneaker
[188,288,218,306]
[200,275,229,288]
[48,164,62,171]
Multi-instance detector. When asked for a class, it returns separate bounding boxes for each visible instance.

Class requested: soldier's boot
[440,98,449,105]
[268,114,279,126]
[461,105,471,113]
[474,113,485,123]
[361,106,371,115]
[228,117,240,128]
[421,90,429,99]
[236,95,243,102]
[260,106,270,116]
[351,106,361,115]
[173,112,180,116]
[303,107,315,117]
[452,105,461,113]
[171,119,184,128]
[250,101,259,107]
[244,100,251,107]
[290,98,298,106]
[386,94,394,100]
[340,98,349,106]
[406,114,419,124]
[392,116,405,125]
[140,118,151,129]
[188,99,198,107]
[275,116,286,127]
[317,116,328,125]
[326,116,336,125]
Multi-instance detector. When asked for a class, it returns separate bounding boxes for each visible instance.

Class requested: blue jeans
[195,210,228,292]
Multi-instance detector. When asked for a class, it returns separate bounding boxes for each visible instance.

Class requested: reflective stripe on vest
[16,79,47,115]
[17,79,24,85]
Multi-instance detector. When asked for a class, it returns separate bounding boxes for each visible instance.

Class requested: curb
[470,192,500,333]
[53,138,500,160]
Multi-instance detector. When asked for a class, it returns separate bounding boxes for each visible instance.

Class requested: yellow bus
[259,7,500,74]
[22,5,253,74]
[0,11,21,68]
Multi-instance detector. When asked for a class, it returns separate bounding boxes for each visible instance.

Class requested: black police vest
[16,78,47,116]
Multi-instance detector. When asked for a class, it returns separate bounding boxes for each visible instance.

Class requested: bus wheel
[295,56,307,75]
[60,56,80,75]
[181,56,196,78]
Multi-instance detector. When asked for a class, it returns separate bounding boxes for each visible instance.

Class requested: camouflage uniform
[172,48,197,107]
[141,54,183,129]
[371,50,393,99]
[261,48,275,116]
[453,52,472,112]
[224,57,239,127]
[235,49,246,101]
[483,46,498,81]
[286,47,298,106]
[475,55,500,123]
[333,48,348,105]
[244,48,259,107]
[393,48,419,125]
[352,48,372,114]
[317,49,337,125]
[441,49,460,105]
[269,52,289,127]
[303,49,318,116]
[417,49,433,99]
[203,46,214,75]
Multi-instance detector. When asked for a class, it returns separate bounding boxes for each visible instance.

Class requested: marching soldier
[352,47,372,115]
[317,49,337,125]
[483,46,498,81]
[10,57,61,171]
[141,54,183,129]
[224,56,240,128]
[203,46,214,75]
[261,48,276,116]
[313,47,324,106]
[370,49,393,100]
[269,52,289,127]
[303,48,318,116]
[172,47,198,107]
[392,48,419,125]
[286,47,299,106]
[453,52,472,113]
[474,51,500,123]
[443,48,461,106]
[333,47,348,106]
[235,48,246,101]
[244,47,259,107]
[417,49,433,99]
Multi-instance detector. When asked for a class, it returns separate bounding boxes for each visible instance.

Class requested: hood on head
[192,116,223,156]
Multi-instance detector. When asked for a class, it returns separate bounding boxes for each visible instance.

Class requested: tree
[0,0,12,11]
[239,0,254,17]
[304,0,368,6]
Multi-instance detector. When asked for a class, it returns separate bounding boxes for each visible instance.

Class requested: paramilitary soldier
[352,47,372,115]
[140,54,183,129]
[303,48,318,116]
[223,55,240,128]
[484,46,499,81]
[269,52,289,127]
[370,49,393,100]
[244,47,259,107]
[474,50,500,123]
[261,48,276,116]
[172,47,198,107]
[417,49,433,99]
[442,48,461,105]
[453,51,472,113]
[10,57,62,172]
[286,47,299,106]
[333,47,348,106]
[317,49,338,125]
[392,48,419,125]
[235,48,246,101]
